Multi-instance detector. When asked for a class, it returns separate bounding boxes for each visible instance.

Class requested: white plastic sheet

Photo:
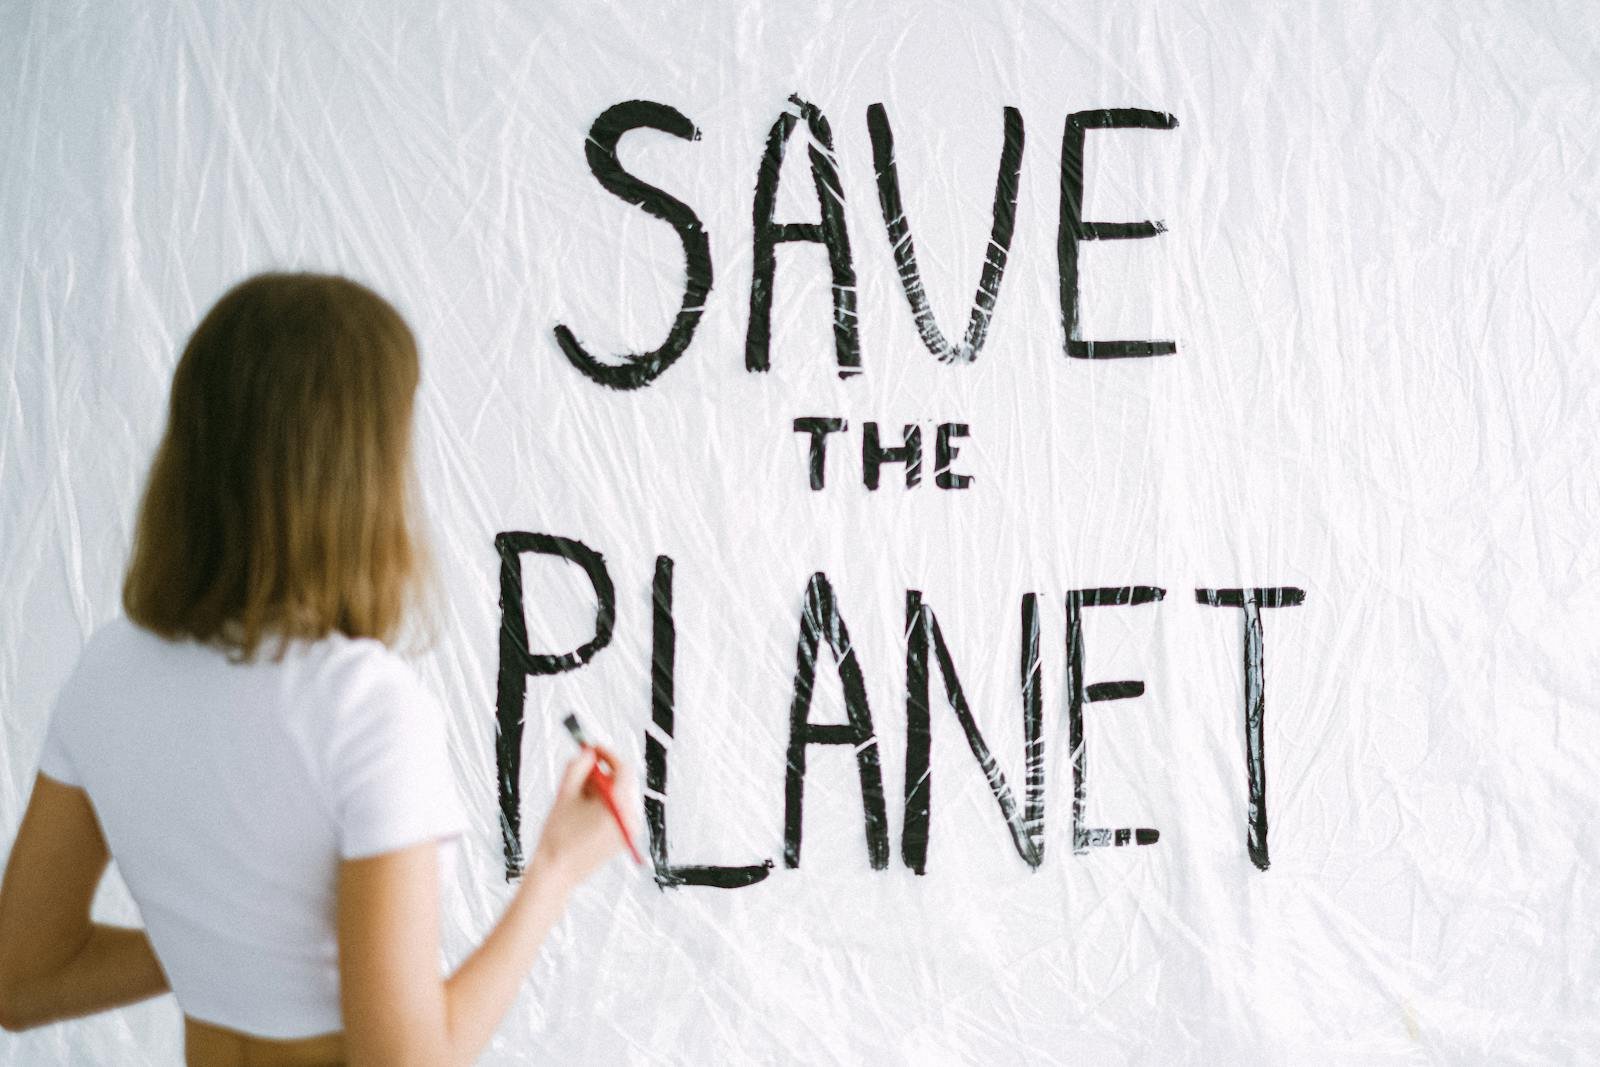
[3,1,1598,1062]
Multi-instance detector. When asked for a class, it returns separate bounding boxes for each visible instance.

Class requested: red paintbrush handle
[587,759,645,866]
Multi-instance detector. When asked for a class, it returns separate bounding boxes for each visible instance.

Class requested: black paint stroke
[494,532,616,880]
[645,556,774,889]
[1195,586,1306,871]
[1059,108,1179,359]
[792,416,848,490]
[867,103,1024,364]
[863,422,922,490]
[747,95,862,379]
[901,591,1044,874]
[784,572,890,869]
[553,100,712,390]
[934,423,972,489]
[1020,594,1045,859]
[1065,585,1165,852]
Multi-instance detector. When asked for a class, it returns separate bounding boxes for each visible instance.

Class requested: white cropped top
[35,617,469,1039]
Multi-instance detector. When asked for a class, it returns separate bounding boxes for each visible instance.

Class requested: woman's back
[1,273,633,1066]
[38,616,468,1041]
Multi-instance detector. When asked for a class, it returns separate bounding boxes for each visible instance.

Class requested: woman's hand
[529,746,640,890]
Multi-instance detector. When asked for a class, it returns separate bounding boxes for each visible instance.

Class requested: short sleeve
[327,657,470,861]
[37,691,83,788]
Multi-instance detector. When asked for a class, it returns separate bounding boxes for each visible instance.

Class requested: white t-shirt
[35,616,470,1039]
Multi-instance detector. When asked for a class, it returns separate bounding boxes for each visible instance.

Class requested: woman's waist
[184,1014,346,1067]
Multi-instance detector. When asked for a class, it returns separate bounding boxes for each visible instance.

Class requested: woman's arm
[0,924,169,1031]
[0,773,170,1031]
[338,747,634,1067]
[339,841,577,1067]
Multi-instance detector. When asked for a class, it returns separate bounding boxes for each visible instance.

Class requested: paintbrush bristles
[562,713,589,747]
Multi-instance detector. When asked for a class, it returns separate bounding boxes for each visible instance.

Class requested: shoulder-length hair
[123,271,435,661]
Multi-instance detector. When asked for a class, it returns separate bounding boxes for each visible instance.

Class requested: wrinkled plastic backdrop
[3,1,1598,1063]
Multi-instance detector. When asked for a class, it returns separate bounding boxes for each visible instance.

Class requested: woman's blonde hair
[123,271,434,661]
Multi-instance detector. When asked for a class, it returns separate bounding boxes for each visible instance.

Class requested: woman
[0,272,637,1066]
